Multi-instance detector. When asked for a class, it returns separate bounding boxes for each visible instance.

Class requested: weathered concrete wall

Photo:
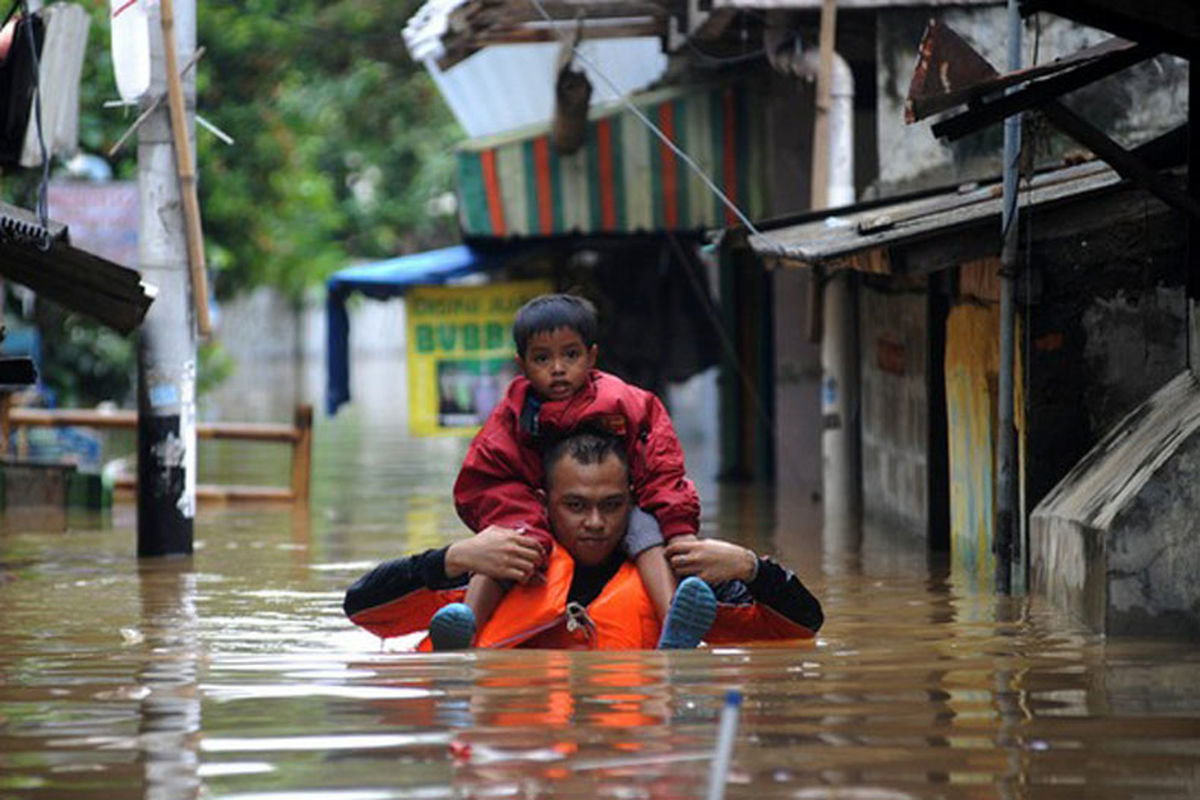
[1024,205,1188,510]
[209,287,405,421]
[773,268,823,514]
[218,286,405,363]
[875,8,1189,195]
[1080,287,1188,431]
[1032,371,1200,637]
[858,281,927,535]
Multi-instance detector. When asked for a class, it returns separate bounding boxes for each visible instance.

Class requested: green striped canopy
[456,82,768,237]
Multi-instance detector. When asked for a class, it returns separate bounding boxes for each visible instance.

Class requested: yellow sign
[406,280,552,436]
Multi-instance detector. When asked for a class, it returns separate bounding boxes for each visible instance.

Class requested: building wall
[773,269,822,514]
[1107,420,1200,637]
[1024,203,1188,510]
[858,281,929,536]
[1032,372,1200,637]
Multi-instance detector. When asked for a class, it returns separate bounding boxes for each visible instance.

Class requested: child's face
[516,327,597,401]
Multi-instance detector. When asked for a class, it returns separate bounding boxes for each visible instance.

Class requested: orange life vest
[351,547,818,650]
[412,545,659,651]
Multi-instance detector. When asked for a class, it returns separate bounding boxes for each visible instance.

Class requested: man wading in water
[344,432,823,649]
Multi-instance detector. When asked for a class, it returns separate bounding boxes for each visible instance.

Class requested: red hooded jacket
[453,369,700,558]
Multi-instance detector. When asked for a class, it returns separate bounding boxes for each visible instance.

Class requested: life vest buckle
[564,601,595,636]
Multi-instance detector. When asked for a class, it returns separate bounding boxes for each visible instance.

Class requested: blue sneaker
[429,603,476,651]
[657,577,717,650]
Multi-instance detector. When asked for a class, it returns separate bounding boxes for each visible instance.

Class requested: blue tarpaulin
[325,244,510,416]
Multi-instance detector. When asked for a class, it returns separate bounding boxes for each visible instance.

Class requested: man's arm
[343,547,457,621]
[664,538,824,634]
[344,526,544,621]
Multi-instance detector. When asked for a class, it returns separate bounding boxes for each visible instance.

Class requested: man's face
[545,453,631,567]
[516,327,596,402]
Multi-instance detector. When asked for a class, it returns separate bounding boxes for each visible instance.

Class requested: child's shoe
[429,603,476,650]
[657,577,717,650]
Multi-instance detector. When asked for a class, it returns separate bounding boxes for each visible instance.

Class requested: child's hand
[664,538,757,584]
[446,526,544,583]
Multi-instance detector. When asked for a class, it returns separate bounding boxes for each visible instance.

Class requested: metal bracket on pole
[107,46,205,158]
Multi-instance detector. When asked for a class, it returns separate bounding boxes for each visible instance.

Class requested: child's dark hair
[512,294,598,357]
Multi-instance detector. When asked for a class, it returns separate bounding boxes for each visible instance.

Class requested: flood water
[2,359,1200,799]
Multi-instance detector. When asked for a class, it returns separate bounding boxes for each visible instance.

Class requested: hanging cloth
[550,18,591,156]
[0,6,43,166]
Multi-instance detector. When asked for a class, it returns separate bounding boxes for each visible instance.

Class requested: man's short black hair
[543,432,629,488]
[512,294,598,357]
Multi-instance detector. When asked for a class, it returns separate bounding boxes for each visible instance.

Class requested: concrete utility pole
[136,0,197,557]
[995,0,1022,592]
[813,0,862,531]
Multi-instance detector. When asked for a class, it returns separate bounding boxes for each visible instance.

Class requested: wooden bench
[3,404,313,505]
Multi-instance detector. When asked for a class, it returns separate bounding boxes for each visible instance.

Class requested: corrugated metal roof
[748,160,1123,269]
[0,201,154,334]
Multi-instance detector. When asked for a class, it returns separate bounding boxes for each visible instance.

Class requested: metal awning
[904,19,1196,225]
[747,160,1137,272]
[325,244,513,416]
[0,201,154,334]
[456,81,768,238]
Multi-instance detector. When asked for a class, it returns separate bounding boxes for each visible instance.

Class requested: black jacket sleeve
[712,557,824,633]
[342,547,466,618]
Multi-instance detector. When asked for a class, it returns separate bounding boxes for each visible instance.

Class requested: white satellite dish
[110,0,150,102]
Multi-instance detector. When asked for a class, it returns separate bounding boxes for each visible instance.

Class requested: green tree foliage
[3,1,461,406]
[21,0,461,297]
[196,0,462,299]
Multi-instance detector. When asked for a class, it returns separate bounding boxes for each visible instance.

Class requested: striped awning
[455,82,767,237]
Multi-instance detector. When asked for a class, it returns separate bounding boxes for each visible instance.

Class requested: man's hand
[664,538,757,584]
[445,525,544,583]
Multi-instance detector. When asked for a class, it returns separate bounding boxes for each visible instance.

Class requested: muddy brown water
[2,366,1199,799]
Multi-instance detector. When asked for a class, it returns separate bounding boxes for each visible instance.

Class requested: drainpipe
[765,20,861,531]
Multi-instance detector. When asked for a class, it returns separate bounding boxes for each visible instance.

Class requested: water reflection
[137,559,200,800]
[0,358,1198,798]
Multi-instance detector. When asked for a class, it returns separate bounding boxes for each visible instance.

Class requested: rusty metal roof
[904,22,1145,124]
[747,160,1125,271]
